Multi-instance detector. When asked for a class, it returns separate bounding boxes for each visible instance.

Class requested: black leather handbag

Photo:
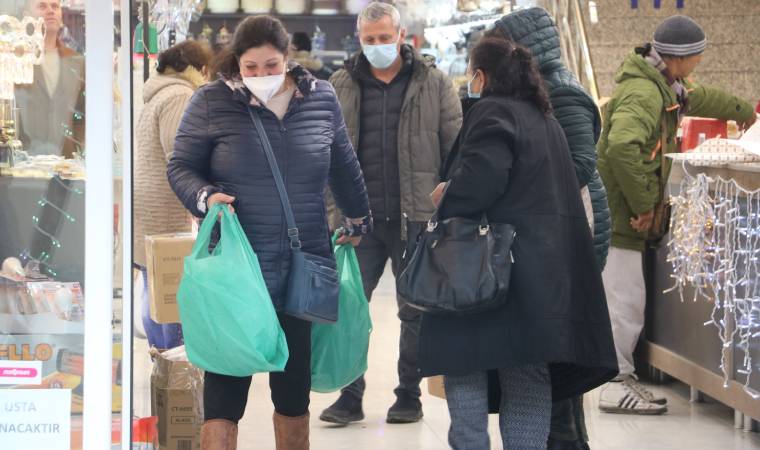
[248,108,340,324]
[398,184,516,315]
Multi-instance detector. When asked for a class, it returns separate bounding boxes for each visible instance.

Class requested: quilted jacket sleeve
[603,81,662,215]
[437,73,464,163]
[551,85,600,188]
[588,172,611,270]
[167,87,217,218]
[326,85,371,220]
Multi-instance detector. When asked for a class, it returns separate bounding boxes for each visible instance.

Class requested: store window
[0,1,123,449]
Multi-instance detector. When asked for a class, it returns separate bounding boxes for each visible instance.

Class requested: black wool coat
[417,95,617,400]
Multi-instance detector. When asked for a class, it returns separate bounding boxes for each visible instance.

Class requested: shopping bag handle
[331,230,344,247]
[192,203,234,258]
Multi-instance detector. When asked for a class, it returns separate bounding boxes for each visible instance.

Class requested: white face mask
[242,72,286,104]
[362,38,400,70]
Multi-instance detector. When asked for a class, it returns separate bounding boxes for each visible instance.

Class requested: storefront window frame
[78,0,126,448]
[118,0,134,448]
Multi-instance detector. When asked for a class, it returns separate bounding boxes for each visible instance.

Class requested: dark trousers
[549,396,588,444]
[204,313,312,423]
[342,220,423,400]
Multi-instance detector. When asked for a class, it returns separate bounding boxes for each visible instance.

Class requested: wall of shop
[584,0,760,103]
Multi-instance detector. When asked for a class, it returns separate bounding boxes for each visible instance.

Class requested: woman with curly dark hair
[167,15,371,450]
[418,37,617,449]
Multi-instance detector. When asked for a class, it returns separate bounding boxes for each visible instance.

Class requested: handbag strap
[428,181,489,232]
[247,107,302,249]
[428,181,451,230]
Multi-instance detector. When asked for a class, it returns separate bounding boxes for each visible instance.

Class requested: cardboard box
[145,233,195,324]
[427,376,446,399]
[151,350,203,450]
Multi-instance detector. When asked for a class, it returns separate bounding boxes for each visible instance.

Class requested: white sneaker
[599,379,667,415]
[626,374,668,405]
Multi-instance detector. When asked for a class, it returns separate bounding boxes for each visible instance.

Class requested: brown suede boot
[201,419,238,450]
[273,412,310,450]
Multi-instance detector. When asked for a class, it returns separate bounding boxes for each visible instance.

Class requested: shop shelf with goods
[1,1,125,449]
[189,12,359,52]
[0,172,87,330]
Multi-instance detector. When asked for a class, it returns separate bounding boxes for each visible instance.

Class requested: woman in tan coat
[134,40,211,349]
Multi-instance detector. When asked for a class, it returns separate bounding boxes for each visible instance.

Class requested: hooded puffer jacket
[496,7,611,269]
[167,65,370,308]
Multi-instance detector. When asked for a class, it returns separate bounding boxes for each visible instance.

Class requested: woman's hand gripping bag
[310,235,372,392]
[177,204,289,376]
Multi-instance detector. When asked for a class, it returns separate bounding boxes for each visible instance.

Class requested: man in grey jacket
[15,0,85,158]
[322,1,462,425]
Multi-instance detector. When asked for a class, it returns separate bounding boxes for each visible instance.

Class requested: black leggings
[204,313,312,423]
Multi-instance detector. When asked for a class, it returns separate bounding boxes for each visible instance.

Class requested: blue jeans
[139,266,184,349]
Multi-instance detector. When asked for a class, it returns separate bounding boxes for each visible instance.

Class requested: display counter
[643,163,760,427]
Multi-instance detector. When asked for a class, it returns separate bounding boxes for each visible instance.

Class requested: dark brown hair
[469,37,552,115]
[210,15,290,80]
[156,40,212,74]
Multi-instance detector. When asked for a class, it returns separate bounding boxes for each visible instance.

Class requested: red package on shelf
[132,416,158,450]
[680,117,727,152]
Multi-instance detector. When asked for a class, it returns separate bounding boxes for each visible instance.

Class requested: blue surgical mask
[362,39,400,69]
[467,73,481,99]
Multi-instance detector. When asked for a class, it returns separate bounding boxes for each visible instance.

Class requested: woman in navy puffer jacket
[167,16,371,450]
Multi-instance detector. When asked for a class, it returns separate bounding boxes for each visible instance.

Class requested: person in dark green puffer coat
[488,7,610,450]
[491,8,611,270]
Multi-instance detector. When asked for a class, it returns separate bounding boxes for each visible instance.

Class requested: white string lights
[0,16,45,101]
[666,164,760,397]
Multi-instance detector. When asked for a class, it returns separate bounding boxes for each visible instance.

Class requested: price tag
[0,361,43,386]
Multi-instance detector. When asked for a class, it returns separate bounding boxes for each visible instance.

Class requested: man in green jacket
[321,2,462,425]
[597,15,756,415]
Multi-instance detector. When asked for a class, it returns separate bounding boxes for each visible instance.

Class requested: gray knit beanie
[653,15,707,57]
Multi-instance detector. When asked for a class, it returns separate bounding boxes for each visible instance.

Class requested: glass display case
[0,1,126,449]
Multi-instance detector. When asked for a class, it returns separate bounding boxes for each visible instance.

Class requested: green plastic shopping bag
[311,235,372,393]
[177,204,289,377]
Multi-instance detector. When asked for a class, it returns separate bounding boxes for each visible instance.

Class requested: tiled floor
[133,271,760,449]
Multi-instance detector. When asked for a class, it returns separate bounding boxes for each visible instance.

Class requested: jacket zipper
[381,86,390,222]
[354,89,362,152]
[398,76,418,235]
